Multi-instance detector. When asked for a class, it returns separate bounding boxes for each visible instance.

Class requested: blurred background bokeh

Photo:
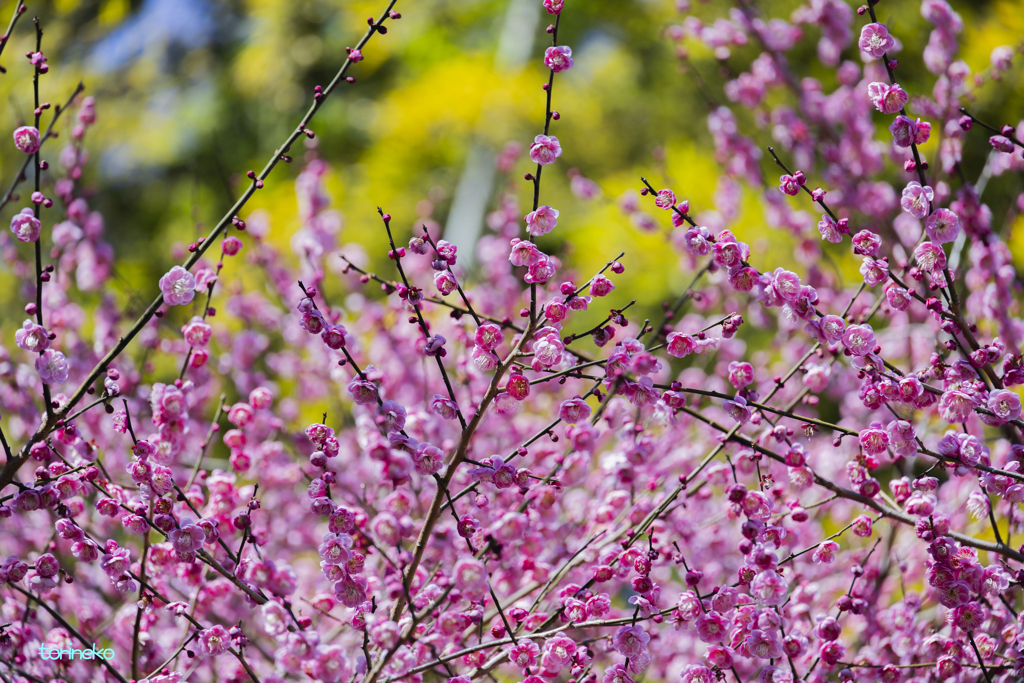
[0,0,1022,346]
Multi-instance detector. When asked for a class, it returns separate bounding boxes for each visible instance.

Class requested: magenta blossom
[867,82,909,114]
[13,126,41,154]
[544,46,574,72]
[914,241,946,272]
[680,665,715,683]
[10,208,41,242]
[817,214,841,243]
[15,319,49,353]
[198,625,229,656]
[990,135,1015,153]
[842,323,876,356]
[694,611,728,643]
[590,274,615,297]
[655,189,677,209]
[778,175,800,196]
[559,396,592,424]
[925,208,960,244]
[612,624,649,657]
[159,266,197,306]
[812,539,840,564]
[722,395,751,424]
[900,181,933,218]
[859,257,888,287]
[889,115,917,147]
[168,518,206,561]
[529,134,562,165]
[508,639,539,670]
[509,238,544,267]
[745,629,783,659]
[727,361,753,388]
[433,270,457,295]
[525,205,559,236]
[858,23,895,58]
[35,349,69,384]
[988,390,1022,424]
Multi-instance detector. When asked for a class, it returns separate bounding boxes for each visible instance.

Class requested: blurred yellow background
[0,0,1022,345]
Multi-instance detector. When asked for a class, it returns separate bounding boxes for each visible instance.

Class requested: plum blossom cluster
[3,2,1024,683]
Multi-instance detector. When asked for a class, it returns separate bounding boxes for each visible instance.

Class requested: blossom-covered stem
[864,3,928,190]
[587,374,624,425]
[958,107,1024,149]
[79,524,264,681]
[563,300,636,344]
[233,487,259,570]
[887,270,956,317]
[968,632,995,683]
[340,346,370,383]
[801,539,885,679]
[121,398,139,445]
[382,611,681,683]
[668,386,854,435]
[510,379,602,465]
[196,547,268,604]
[943,288,1005,391]
[488,580,519,645]
[0,81,83,214]
[378,208,468,428]
[836,661,1002,670]
[676,383,1024,482]
[528,358,607,385]
[766,147,839,222]
[530,311,734,386]
[66,465,272,617]
[0,0,401,494]
[179,246,227,380]
[524,531,606,615]
[131,500,154,681]
[640,177,696,226]
[772,606,803,682]
[185,394,226,489]
[0,2,25,72]
[638,178,717,341]
[531,12,561,215]
[63,395,113,423]
[169,483,242,565]
[682,406,1024,562]
[505,389,598,458]
[340,254,521,330]
[380,314,537,633]
[8,584,130,683]
[877,367,1021,420]
[299,280,377,389]
[420,226,482,326]
[552,251,625,303]
[30,19,52,421]
[527,11,562,325]
[857,22,989,382]
[141,633,197,680]
[777,517,866,565]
